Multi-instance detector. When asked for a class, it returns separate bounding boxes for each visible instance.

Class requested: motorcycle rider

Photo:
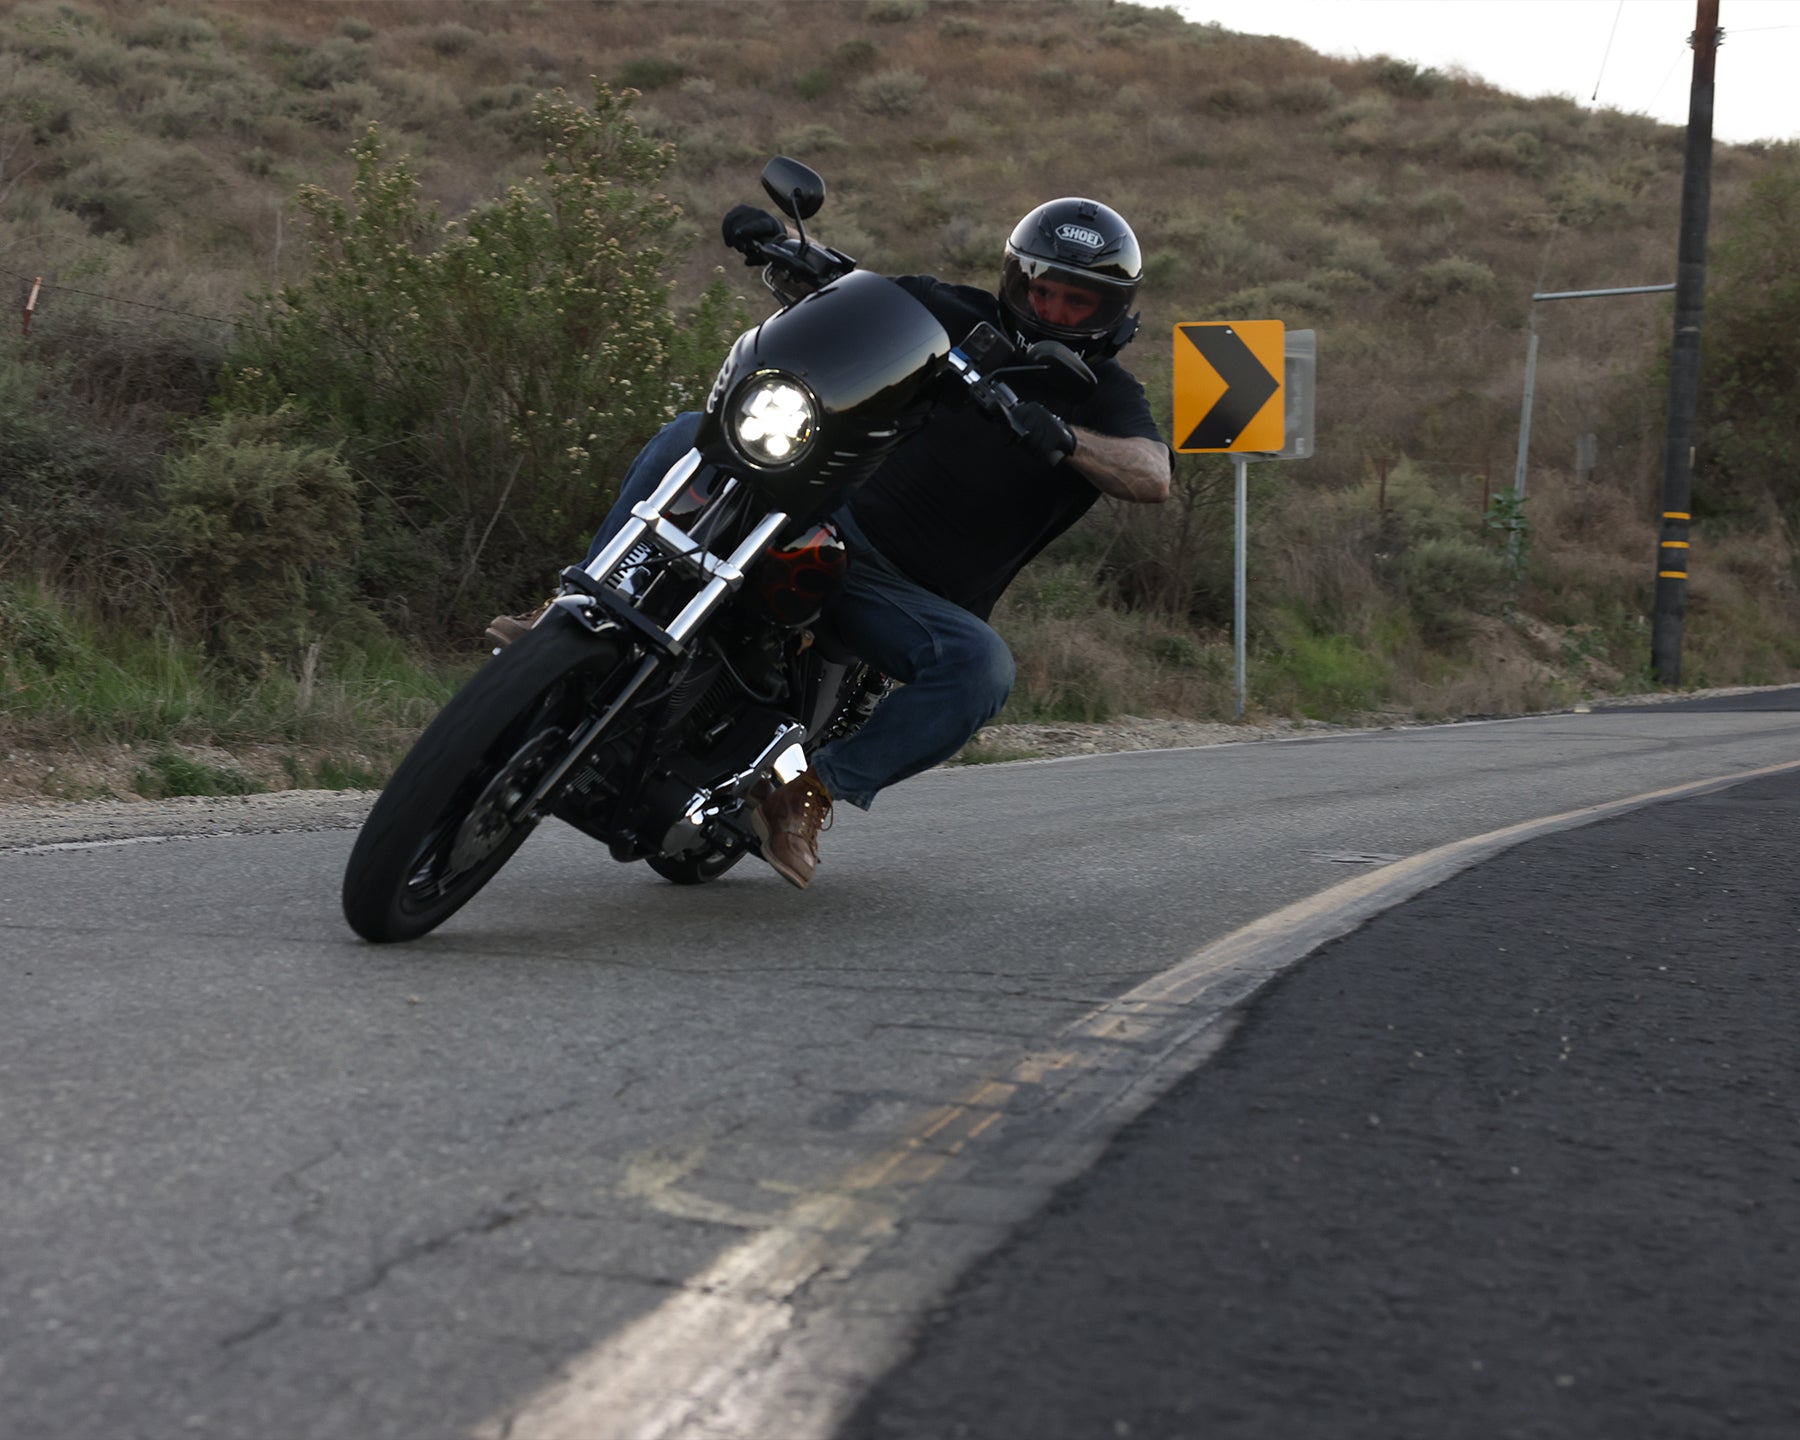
[491,197,1172,889]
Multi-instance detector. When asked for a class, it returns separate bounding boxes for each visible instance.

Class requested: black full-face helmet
[999,197,1142,359]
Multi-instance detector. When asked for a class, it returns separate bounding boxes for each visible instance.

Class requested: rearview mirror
[761,156,825,221]
[1025,339,1096,389]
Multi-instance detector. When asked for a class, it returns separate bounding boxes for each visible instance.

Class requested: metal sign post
[1233,453,1250,718]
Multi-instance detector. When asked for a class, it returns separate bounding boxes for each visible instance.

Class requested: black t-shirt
[846,275,1168,621]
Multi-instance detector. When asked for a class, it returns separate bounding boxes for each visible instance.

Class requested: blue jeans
[589,414,1014,810]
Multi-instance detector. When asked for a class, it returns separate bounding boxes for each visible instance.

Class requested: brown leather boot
[483,599,553,650]
[750,770,833,890]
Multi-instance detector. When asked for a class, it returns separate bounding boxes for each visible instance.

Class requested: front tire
[342,616,630,942]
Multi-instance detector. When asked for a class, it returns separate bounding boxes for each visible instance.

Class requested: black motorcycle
[341,158,1091,942]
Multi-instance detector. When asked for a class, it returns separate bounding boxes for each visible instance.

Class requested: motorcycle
[341,157,1093,942]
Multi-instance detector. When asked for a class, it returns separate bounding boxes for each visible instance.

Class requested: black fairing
[702,270,950,519]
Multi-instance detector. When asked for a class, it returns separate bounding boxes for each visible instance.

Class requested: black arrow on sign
[1177,323,1280,450]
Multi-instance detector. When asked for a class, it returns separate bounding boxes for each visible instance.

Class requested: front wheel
[342,616,631,942]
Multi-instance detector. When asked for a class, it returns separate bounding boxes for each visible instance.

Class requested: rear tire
[342,616,631,942]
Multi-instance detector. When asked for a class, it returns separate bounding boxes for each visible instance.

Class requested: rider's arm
[1066,427,1171,504]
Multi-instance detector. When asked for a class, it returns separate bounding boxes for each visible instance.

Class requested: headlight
[730,373,817,467]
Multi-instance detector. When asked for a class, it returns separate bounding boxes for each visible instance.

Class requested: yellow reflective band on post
[1661,540,1690,549]
[1663,512,1691,521]
[1659,570,1688,579]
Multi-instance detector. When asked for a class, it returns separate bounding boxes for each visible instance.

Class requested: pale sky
[1167,0,1800,145]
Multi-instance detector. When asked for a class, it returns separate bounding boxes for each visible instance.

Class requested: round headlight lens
[730,374,817,467]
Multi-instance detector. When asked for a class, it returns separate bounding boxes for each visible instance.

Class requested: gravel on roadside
[3,685,1792,851]
[0,791,377,851]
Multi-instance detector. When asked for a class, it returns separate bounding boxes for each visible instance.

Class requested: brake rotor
[447,727,566,875]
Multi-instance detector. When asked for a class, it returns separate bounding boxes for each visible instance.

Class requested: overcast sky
[1167,0,1800,145]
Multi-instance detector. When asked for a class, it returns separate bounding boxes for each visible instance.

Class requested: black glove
[722,204,784,254]
[1007,400,1077,465]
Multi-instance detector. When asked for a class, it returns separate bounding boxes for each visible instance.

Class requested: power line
[1645,43,1691,115]
[1592,0,1626,102]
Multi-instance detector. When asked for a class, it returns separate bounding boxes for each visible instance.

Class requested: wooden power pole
[1652,0,1722,685]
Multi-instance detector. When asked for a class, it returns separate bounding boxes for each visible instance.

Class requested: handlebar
[736,234,857,304]
[948,326,1093,465]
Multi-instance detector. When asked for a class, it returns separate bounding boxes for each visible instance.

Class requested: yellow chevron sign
[1173,320,1285,453]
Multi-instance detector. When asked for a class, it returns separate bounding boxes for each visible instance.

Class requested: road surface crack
[217,1196,532,1351]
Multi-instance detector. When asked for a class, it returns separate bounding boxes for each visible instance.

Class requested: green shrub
[1397,537,1514,641]
[1269,77,1341,115]
[0,581,470,754]
[835,38,879,70]
[50,155,159,239]
[1550,165,1641,229]
[1005,561,1103,621]
[426,23,481,57]
[234,85,742,628]
[1409,256,1499,306]
[1325,231,1394,285]
[865,0,926,21]
[1260,621,1393,720]
[147,411,361,662]
[793,67,833,101]
[1141,249,1185,287]
[1210,278,1333,319]
[121,8,216,50]
[1697,146,1800,514]
[0,581,82,670]
[0,64,83,147]
[615,56,686,91]
[288,36,371,90]
[1323,94,1393,131]
[1202,79,1264,116]
[775,122,847,153]
[852,68,928,117]
[1329,178,1385,219]
[1370,57,1447,99]
[57,31,130,87]
[0,328,164,564]
[134,750,265,798]
[1146,632,1205,669]
[1406,185,1466,222]
[1458,129,1543,174]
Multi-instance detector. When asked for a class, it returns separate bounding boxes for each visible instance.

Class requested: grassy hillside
[1,0,1796,795]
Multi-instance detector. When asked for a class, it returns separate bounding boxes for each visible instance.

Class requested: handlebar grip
[1005,399,1077,465]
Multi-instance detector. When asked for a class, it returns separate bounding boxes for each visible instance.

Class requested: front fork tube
[583,449,704,582]
[580,448,789,651]
[522,451,790,820]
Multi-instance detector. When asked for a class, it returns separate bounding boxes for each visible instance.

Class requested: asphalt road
[3,698,1799,1439]
[843,762,1800,1440]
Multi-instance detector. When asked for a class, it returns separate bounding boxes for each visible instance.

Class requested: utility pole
[1652,0,1721,685]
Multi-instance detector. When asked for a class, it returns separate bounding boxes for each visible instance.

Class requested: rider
[490,197,1172,889]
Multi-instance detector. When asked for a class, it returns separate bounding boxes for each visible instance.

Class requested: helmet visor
[1000,251,1135,344]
